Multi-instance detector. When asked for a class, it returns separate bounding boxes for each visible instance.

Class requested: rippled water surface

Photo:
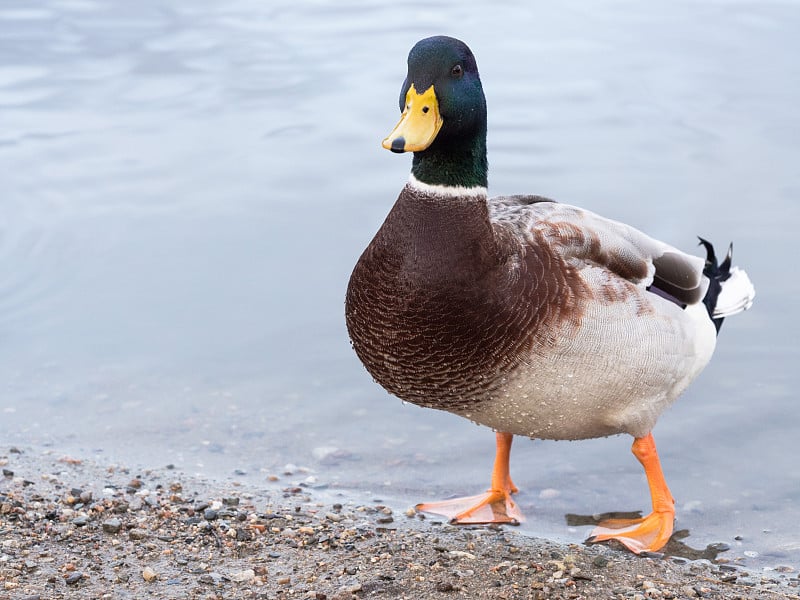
[2,0,799,572]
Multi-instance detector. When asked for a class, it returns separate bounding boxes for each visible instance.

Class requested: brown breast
[345,185,587,413]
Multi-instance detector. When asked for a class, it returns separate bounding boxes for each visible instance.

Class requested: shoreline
[1,447,798,599]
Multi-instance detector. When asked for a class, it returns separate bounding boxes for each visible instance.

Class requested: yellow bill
[382,84,443,153]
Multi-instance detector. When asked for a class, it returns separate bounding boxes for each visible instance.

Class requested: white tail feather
[713,266,755,318]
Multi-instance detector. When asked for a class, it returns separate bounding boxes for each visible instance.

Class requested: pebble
[592,556,609,568]
[72,515,89,527]
[435,581,456,592]
[538,488,560,499]
[102,518,122,533]
[128,528,148,540]
[65,572,83,585]
[142,566,157,582]
[229,568,255,583]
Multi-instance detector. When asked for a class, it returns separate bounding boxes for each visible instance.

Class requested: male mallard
[345,36,755,554]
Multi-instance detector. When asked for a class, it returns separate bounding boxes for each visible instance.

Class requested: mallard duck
[345,35,755,554]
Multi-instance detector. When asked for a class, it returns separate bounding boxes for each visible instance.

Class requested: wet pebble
[102,518,122,533]
[593,556,609,568]
[229,568,255,583]
[72,515,89,527]
[435,580,456,592]
[538,488,560,499]
[128,528,148,540]
[65,572,83,585]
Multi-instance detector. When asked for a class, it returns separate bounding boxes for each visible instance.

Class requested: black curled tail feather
[698,237,733,334]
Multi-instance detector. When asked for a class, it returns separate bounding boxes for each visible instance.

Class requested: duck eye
[451,64,463,77]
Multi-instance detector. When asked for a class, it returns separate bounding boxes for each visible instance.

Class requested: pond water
[1,0,799,573]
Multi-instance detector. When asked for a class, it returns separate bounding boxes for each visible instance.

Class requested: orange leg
[588,433,675,553]
[416,431,524,524]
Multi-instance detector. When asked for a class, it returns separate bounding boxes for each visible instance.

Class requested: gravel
[1,447,798,600]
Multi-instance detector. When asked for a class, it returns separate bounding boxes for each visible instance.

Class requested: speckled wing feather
[489,196,709,307]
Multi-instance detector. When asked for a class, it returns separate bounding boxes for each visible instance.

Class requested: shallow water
[1,0,799,573]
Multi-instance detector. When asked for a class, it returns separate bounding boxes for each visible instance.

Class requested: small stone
[65,572,83,585]
[204,508,218,521]
[538,488,560,499]
[2,469,13,478]
[72,515,89,527]
[312,446,341,461]
[229,569,255,583]
[592,556,609,568]
[436,581,456,592]
[129,528,148,540]
[142,566,157,582]
[102,518,122,534]
[79,491,93,503]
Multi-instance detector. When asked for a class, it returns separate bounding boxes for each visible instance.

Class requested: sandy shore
[1,447,798,600]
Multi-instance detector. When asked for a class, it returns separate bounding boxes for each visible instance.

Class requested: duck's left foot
[587,509,674,554]
[586,433,676,554]
[416,487,523,524]
[416,431,524,525]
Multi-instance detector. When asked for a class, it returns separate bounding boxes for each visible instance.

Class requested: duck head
[383,36,488,188]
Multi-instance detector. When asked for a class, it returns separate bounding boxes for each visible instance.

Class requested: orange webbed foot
[588,509,674,554]
[416,486,523,524]
[586,433,675,554]
[416,431,524,525]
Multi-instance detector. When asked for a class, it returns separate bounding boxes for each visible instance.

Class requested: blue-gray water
[1,0,798,573]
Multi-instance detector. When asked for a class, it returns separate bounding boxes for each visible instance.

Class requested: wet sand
[1,447,798,600]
